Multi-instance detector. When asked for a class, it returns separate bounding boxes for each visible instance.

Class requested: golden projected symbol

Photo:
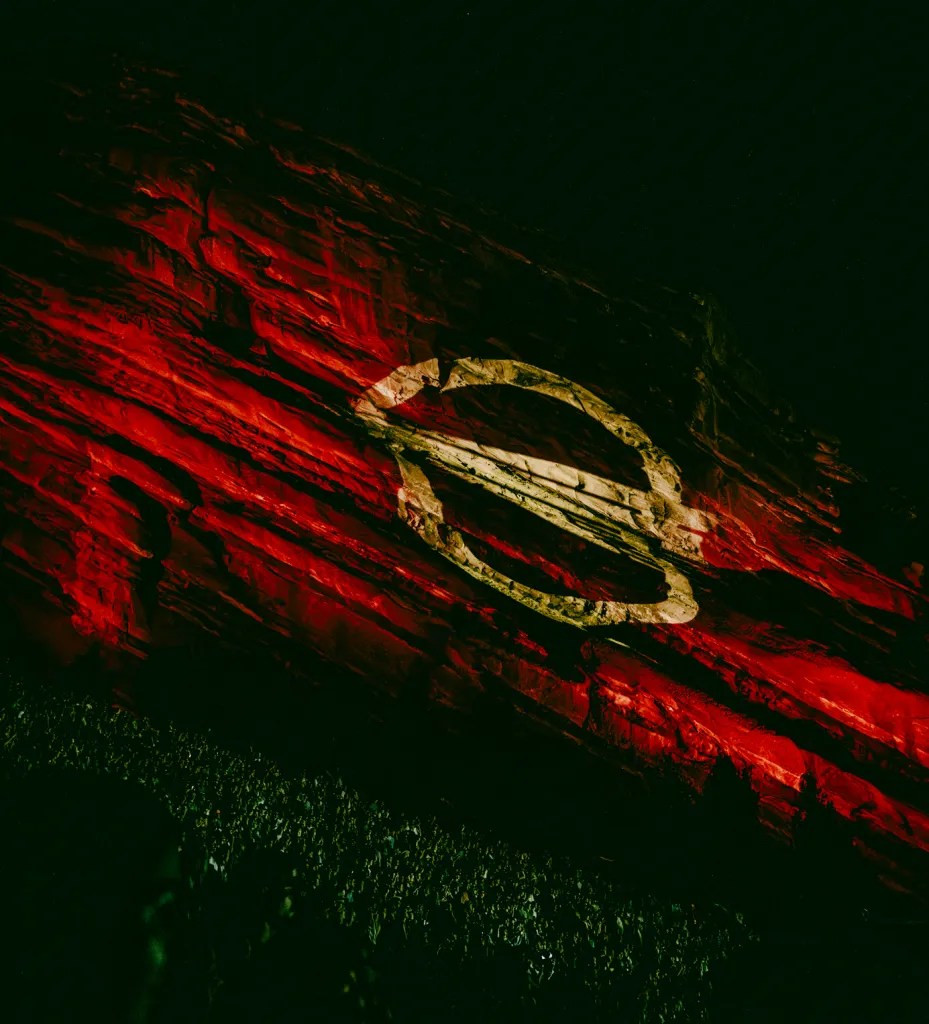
[353,358,711,626]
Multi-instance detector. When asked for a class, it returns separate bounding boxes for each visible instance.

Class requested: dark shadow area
[2,643,927,1022]
[0,772,180,1024]
[6,616,918,919]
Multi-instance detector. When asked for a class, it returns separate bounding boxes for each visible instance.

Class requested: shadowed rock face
[0,68,927,898]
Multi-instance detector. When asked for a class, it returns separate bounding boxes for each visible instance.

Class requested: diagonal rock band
[354,358,713,627]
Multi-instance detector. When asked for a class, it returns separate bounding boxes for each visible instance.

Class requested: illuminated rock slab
[1,68,926,896]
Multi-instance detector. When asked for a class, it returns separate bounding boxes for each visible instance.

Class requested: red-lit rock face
[1,70,926,892]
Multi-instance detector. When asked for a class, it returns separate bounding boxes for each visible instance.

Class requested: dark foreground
[0,657,924,1023]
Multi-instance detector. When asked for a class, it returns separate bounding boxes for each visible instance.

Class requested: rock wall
[1,68,926,893]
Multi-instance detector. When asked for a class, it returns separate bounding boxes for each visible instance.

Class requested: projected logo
[354,358,712,627]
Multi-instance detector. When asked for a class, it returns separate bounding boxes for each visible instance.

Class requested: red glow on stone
[2,74,927,896]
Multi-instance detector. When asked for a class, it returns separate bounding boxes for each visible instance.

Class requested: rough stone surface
[1,68,927,895]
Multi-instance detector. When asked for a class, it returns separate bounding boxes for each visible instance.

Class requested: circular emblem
[353,358,710,626]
